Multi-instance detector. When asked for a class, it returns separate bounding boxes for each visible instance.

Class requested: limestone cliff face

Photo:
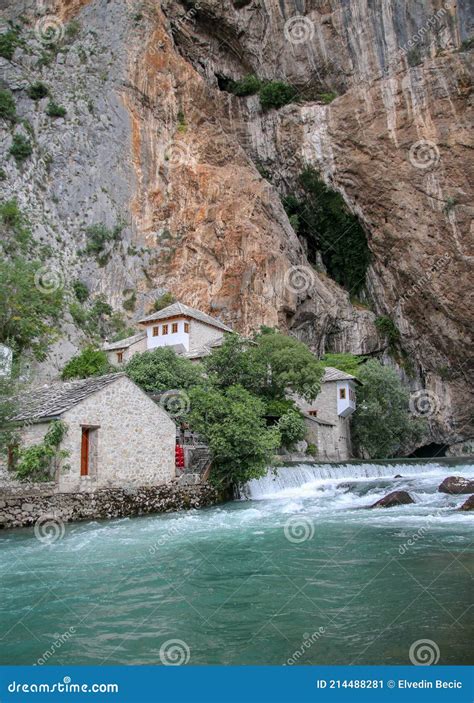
[1,0,472,448]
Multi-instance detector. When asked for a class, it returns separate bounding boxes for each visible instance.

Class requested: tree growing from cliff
[188,384,281,487]
[126,347,204,393]
[205,328,323,401]
[351,360,425,459]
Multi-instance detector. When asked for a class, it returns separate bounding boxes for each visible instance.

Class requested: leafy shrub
[9,134,32,164]
[15,420,69,482]
[306,443,318,456]
[0,168,6,180]
[83,222,123,257]
[277,410,306,449]
[458,37,474,52]
[27,82,49,101]
[0,28,20,61]
[320,353,366,377]
[317,92,338,104]
[177,110,187,133]
[228,74,262,96]
[152,292,175,312]
[123,292,136,312]
[0,199,33,256]
[406,48,422,67]
[375,316,400,349]
[46,100,66,118]
[0,89,16,121]
[65,19,81,40]
[61,346,112,380]
[72,280,89,303]
[0,199,22,228]
[259,81,298,110]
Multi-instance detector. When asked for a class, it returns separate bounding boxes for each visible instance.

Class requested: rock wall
[0,482,220,529]
[1,0,472,448]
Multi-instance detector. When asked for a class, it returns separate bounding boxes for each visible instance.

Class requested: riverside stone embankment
[0,483,221,529]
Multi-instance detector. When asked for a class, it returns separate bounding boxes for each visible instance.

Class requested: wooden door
[81,428,90,476]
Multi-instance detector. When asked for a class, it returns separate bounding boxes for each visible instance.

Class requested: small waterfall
[241,460,462,500]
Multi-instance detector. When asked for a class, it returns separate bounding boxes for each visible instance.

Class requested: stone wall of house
[0,482,221,529]
[189,321,224,353]
[105,336,147,367]
[298,384,353,461]
[58,376,176,492]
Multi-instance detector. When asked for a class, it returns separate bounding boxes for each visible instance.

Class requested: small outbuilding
[6,373,176,492]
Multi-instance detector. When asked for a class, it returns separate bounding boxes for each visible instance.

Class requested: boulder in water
[370,490,415,508]
[394,474,403,478]
[459,494,474,511]
[438,476,474,495]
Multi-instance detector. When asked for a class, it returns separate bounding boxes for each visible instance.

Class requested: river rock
[394,475,403,478]
[438,476,474,495]
[370,491,415,508]
[459,495,474,511]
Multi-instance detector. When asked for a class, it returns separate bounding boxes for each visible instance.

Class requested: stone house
[103,302,233,366]
[5,373,176,492]
[294,367,362,461]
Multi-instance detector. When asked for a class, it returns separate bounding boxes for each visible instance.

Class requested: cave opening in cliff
[409,443,449,458]
[282,168,371,295]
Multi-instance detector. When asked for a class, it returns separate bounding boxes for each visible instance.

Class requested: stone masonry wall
[0,482,221,530]
[59,376,176,492]
[189,321,224,354]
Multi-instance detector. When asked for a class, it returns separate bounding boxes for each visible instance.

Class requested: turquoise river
[1,460,472,665]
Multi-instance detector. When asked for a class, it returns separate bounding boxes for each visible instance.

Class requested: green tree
[126,347,203,393]
[188,384,280,487]
[320,352,366,376]
[277,410,306,449]
[0,258,64,360]
[351,360,425,459]
[0,89,16,121]
[61,346,113,380]
[205,329,323,401]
